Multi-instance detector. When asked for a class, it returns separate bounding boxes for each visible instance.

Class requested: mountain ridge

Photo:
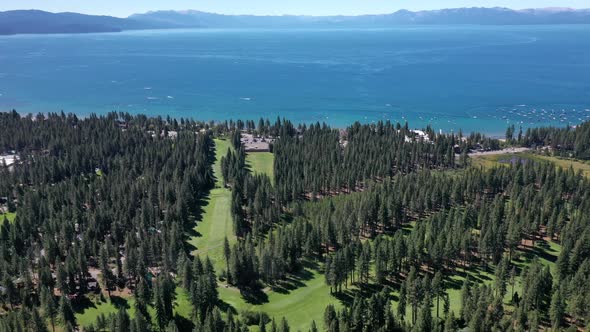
[1,7,590,36]
[0,10,166,35]
[129,7,590,28]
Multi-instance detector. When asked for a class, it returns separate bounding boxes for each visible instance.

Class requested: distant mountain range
[0,10,158,35]
[1,7,590,35]
[130,7,590,28]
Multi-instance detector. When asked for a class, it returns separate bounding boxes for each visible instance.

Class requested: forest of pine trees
[508,121,590,159]
[0,111,254,331]
[1,110,590,331]
[220,119,590,331]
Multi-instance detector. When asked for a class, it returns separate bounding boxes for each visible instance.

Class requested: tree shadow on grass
[270,268,313,294]
[537,239,558,253]
[401,223,415,236]
[268,259,320,294]
[333,290,355,305]
[240,286,269,305]
[445,265,493,291]
[332,282,385,306]
[217,299,238,315]
[518,240,558,264]
[174,313,194,331]
[110,296,130,310]
[301,259,321,271]
[72,296,97,313]
[470,266,493,282]
[183,194,212,253]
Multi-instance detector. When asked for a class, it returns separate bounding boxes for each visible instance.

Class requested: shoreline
[1,108,581,138]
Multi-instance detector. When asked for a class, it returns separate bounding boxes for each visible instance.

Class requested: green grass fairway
[471,152,590,177]
[188,139,237,273]
[76,296,125,328]
[213,139,233,187]
[246,152,274,180]
[219,264,342,332]
[0,212,16,224]
[76,287,192,329]
[188,188,234,273]
[197,139,337,331]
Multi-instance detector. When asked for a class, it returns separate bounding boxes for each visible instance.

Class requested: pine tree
[259,316,267,332]
[414,300,432,332]
[116,308,131,332]
[134,276,151,319]
[224,237,231,281]
[133,312,150,332]
[398,280,407,319]
[99,245,114,298]
[432,271,444,319]
[154,277,168,330]
[59,296,76,327]
[31,308,49,332]
[280,317,290,332]
[41,287,58,332]
[460,277,471,322]
[309,320,318,332]
[165,321,179,332]
[443,311,456,332]
[549,287,565,329]
[324,305,337,329]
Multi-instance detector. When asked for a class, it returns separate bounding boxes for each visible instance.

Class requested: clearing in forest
[246,151,274,180]
[219,262,343,332]
[471,152,590,177]
[188,139,237,273]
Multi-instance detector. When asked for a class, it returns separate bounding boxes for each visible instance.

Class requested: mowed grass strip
[246,152,274,181]
[219,266,342,332]
[189,139,236,273]
[189,188,234,273]
[213,139,233,188]
[205,140,337,331]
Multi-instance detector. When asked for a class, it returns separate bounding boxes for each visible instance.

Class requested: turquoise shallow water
[0,25,589,135]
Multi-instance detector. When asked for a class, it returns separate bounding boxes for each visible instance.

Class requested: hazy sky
[1,0,588,17]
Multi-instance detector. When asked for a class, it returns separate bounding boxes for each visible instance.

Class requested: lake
[1,25,589,135]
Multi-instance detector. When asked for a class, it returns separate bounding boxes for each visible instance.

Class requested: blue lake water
[0,26,589,135]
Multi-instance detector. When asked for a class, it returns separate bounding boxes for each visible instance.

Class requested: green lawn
[213,139,233,188]
[76,296,126,328]
[246,152,274,181]
[76,287,192,329]
[188,187,235,273]
[219,264,342,332]
[188,139,237,274]
[0,212,16,224]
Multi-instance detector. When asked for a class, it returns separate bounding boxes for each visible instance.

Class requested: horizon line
[2,6,589,19]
